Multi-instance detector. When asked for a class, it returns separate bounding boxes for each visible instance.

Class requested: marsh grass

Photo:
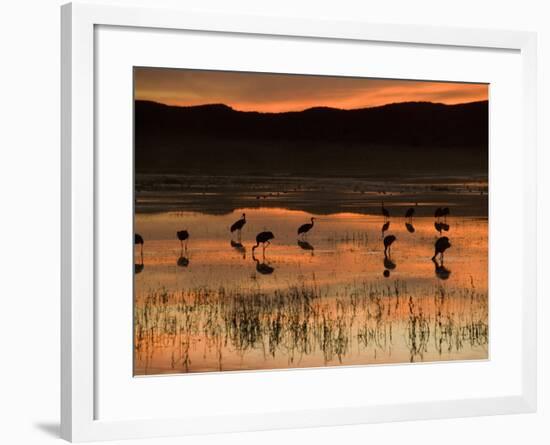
[134,280,488,374]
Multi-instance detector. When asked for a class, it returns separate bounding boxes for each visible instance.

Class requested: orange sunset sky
[134,67,488,113]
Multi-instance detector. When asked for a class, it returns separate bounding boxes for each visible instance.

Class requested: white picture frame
[61,2,537,442]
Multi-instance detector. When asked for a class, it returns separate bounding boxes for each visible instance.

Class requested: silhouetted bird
[434,207,444,219]
[252,252,274,275]
[383,234,396,257]
[177,230,189,249]
[135,233,144,255]
[297,217,316,238]
[405,203,417,220]
[441,207,450,221]
[252,231,275,252]
[381,202,390,220]
[432,236,451,260]
[434,221,450,234]
[381,220,390,238]
[230,213,246,236]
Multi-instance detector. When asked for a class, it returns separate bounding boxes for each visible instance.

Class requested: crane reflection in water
[133,203,487,375]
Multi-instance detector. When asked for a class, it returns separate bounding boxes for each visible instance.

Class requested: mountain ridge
[135,99,488,177]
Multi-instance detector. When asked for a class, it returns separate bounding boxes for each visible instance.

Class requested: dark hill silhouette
[135,100,488,177]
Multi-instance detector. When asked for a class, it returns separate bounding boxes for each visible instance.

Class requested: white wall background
[0,0,546,443]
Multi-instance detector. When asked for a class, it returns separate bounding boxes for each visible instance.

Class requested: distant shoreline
[135,174,488,217]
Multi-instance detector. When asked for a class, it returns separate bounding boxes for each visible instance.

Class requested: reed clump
[134,280,488,373]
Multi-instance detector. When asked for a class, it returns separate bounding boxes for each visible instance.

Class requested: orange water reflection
[134,208,488,375]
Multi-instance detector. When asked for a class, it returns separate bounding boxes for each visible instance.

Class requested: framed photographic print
[61,2,537,442]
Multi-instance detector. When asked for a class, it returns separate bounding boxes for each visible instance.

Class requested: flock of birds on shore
[134,202,454,280]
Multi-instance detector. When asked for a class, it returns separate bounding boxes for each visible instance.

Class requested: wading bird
[230,213,246,238]
[297,217,316,238]
[383,234,396,257]
[434,207,444,220]
[381,202,390,221]
[177,230,189,250]
[405,202,417,221]
[252,231,275,253]
[435,221,450,234]
[441,207,450,221]
[135,233,144,256]
[432,236,451,261]
[381,220,390,238]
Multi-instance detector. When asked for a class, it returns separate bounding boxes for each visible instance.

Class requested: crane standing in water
[230,213,246,239]
[432,236,451,261]
[177,230,189,250]
[252,231,275,254]
[297,217,316,239]
[381,202,390,221]
[405,202,418,222]
[135,233,144,256]
[383,234,396,257]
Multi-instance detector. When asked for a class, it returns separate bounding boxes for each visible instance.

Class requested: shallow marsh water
[134,205,488,375]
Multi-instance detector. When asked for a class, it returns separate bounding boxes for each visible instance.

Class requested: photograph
[133,67,489,375]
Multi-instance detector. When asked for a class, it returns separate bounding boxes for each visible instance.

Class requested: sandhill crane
[383,234,396,257]
[381,220,390,238]
[230,213,246,238]
[135,233,144,256]
[252,231,274,253]
[297,217,315,238]
[405,202,418,221]
[177,230,189,250]
[432,236,451,260]
[381,202,390,221]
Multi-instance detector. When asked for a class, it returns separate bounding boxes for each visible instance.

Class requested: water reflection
[253,251,275,275]
[134,260,144,274]
[230,240,246,259]
[432,257,451,280]
[134,209,488,374]
[134,234,144,274]
[405,222,415,233]
[383,234,397,277]
[435,221,450,234]
[177,255,190,268]
[297,239,315,254]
